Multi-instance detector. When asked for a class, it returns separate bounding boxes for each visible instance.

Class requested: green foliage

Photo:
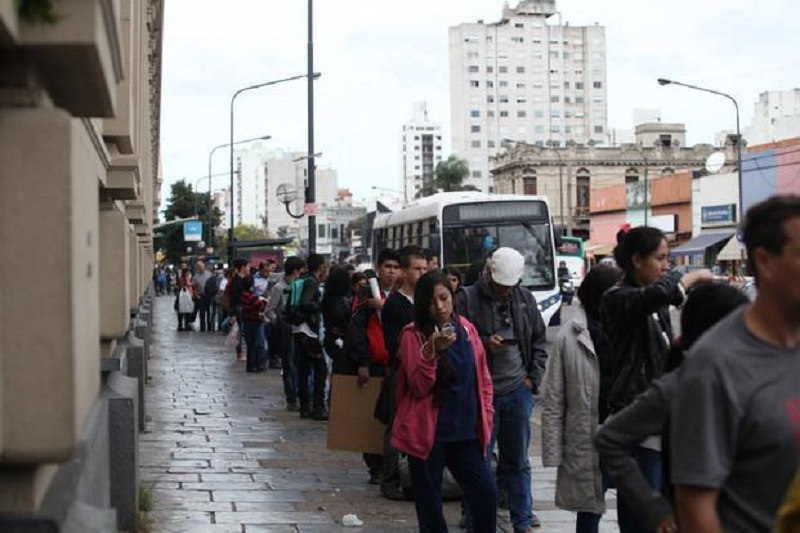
[15,0,60,23]
[216,224,275,254]
[416,154,479,198]
[155,179,224,264]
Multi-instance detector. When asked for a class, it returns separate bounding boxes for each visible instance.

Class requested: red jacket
[391,316,494,460]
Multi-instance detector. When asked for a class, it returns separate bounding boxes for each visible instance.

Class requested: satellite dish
[276,183,299,204]
[705,152,726,174]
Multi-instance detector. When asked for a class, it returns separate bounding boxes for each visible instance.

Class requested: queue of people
[157,193,800,533]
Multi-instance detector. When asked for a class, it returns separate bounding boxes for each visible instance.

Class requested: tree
[416,155,479,198]
[156,179,223,264]
[216,224,277,257]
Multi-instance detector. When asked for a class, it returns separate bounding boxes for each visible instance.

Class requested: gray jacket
[458,275,548,392]
[265,277,289,324]
[540,309,606,513]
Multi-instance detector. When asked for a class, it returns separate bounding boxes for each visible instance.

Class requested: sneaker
[515,514,542,532]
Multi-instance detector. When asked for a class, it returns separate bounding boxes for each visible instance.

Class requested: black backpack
[204,275,220,297]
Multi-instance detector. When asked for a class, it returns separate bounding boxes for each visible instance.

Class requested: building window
[487,81,494,88]
[564,96,571,104]
[470,109,480,118]
[511,36,524,43]
[515,22,524,28]
[487,95,495,103]
[594,125,604,134]
[499,95,509,103]
[662,168,675,175]
[517,110,527,118]
[576,168,590,215]
[470,80,480,88]
[472,170,482,178]
[551,125,561,134]
[318,224,327,239]
[575,96,584,104]
[499,66,508,73]
[500,110,509,117]
[534,110,543,118]
[550,51,559,59]
[471,140,482,148]
[516,82,526,89]
[488,140,496,148]
[551,110,560,118]
[331,227,339,240]
[523,175,537,195]
[551,95,560,103]
[535,125,544,134]
[564,81,570,89]
[625,168,639,184]
[469,65,480,73]
[593,81,603,89]
[516,97,526,104]
[516,66,525,73]
[487,110,495,117]
[471,125,481,133]
[499,80,508,88]
[575,82,584,90]
[487,66,494,73]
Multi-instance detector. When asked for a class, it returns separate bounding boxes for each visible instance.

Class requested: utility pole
[306,0,317,254]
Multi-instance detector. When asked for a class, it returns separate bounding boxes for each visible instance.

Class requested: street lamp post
[657,78,743,219]
[208,135,270,249]
[307,0,317,254]
[228,73,319,261]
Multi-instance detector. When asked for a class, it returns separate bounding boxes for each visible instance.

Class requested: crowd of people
[158,194,800,533]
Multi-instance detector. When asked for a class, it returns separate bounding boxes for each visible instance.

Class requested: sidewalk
[141,296,617,532]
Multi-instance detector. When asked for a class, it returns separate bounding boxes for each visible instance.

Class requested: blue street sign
[183,221,203,242]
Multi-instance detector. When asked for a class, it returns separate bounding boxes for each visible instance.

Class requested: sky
[159,0,800,209]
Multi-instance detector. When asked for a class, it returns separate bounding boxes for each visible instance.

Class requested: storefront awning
[670,232,734,257]
[717,236,746,262]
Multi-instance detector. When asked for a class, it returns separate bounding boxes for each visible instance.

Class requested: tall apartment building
[744,89,800,146]
[401,102,444,201]
[228,146,338,237]
[449,0,608,192]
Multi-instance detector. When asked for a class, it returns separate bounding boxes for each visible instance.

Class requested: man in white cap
[458,247,548,532]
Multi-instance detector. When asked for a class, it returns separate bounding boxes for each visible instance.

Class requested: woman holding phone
[392,271,497,533]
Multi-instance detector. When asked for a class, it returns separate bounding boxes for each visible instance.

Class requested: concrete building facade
[449,0,608,192]
[744,89,800,146]
[401,102,444,202]
[226,146,339,239]
[0,1,163,530]
[490,123,716,238]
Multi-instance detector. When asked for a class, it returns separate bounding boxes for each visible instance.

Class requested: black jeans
[243,321,263,373]
[295,333,327,412]
[197,294,212,331]
[408,439,497,533]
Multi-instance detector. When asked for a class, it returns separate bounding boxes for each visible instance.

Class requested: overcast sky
[160,0,800,208]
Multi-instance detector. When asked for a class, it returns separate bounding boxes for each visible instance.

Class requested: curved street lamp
[657,78,742,220]
[277,183,305,219]
[229,73,321,260]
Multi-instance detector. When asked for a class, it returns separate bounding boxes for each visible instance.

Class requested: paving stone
[142,296,617,532]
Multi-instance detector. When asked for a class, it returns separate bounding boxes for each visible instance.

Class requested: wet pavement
[141,297,618,532]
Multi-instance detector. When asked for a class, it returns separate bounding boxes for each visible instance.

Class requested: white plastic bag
[225,320,240,348]
[178,288,194,314]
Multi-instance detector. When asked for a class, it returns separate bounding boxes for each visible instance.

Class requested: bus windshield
[443,221,555,290]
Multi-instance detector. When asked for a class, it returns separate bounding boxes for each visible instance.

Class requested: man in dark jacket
[376,245,428,498]
[295,253,329,421]
[344,248,401,484]
[459,247,548,532]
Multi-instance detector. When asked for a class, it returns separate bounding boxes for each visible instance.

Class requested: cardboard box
[327,375,386,455]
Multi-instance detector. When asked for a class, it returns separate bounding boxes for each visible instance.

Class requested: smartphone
[440,323,455,338]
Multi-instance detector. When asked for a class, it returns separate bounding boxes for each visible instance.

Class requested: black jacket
[457,275,549,393]
[600,269,684,413]
[298,274,323,334]
[381,290,415,366]
[322,295,351,371]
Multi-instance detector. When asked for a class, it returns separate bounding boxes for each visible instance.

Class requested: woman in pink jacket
[391,271,496,533]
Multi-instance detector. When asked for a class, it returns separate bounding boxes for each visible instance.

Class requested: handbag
[178,288,194,314]
[225,320,240,348]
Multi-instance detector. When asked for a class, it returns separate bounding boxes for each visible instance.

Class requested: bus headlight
[537,293,562,312]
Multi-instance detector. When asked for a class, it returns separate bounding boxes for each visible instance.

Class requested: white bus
[372,192,562,325]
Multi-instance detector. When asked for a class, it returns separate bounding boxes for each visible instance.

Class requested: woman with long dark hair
[322,266,354,375]
[600,226,712,532]
[391,271,496,533]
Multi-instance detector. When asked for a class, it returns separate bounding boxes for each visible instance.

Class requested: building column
[99,203,131,356]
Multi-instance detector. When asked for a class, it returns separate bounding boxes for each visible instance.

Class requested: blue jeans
[491,383,535,531]
[257,322,268,369]
[617,447,662,533]
[408,439,497,533]
[243,321,264,372]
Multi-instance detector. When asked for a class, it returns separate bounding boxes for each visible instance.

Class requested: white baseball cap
[487,247,524,287]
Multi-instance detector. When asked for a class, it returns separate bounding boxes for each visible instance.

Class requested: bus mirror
[554,230,564,249]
